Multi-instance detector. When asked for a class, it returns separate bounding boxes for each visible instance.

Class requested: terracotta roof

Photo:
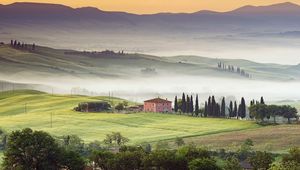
[144,98,172,103]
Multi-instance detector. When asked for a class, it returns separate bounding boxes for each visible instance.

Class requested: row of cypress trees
[10,40,35,51]
[174,93,265,119]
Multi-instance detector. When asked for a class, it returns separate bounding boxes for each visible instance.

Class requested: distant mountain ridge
[1,2,300,20]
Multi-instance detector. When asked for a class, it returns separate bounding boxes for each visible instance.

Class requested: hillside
[0,44,299,82]
[0,90,299,152]
[1,2,300,64]
[0,90,258,144]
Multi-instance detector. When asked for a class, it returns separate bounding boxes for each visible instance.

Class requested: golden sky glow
[2,0,300,14]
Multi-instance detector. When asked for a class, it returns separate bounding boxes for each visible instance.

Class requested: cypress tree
[240,97,246,118]
[181,93,186,113]
[211,96,216,117]
[195,95,199,117]
[190,95,194,115]
[221,97,226,117]
[174,96,178,112]
[234,101,238,118]
[260,96,265,104]
[204,101,208,117]
[208,96,212,117]
[229,101,233,117]
[186,95,190,114]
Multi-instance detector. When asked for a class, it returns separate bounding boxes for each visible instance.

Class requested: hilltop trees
[9,39,36,51]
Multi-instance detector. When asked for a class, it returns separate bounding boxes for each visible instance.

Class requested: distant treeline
[10,40,36,51]
[217,62,251,78]
[64,50,126,57]
[174,94,298,123]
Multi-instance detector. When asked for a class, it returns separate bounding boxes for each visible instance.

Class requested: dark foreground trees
[2,128,85,170]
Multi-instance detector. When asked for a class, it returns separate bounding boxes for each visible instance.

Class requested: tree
[260,96,265,104]
[190,95,194,115]
[234,101,238,118]
[188,158,221,170]
[186,95,190,114]
[91,150,115,170]
[182,93,186,113]
[211,96,216,117]
[249,104,268,123]
[110,151,144,170]
[238,139,254,160]
[223,156,243,170]
[281,105,297,124]
[3,128,84,170]
[175,137,185,147]
[239,97,246,119]
[115,103,125,111]
[249,151,273,170]
[204,101,208,117]
[103,132,129,146]
[221,97,226,117]
[229,101,233,117]
[195,95,199,116]
[174,96,178,112]
[282,147,300,165]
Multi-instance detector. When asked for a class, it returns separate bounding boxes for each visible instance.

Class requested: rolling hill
[0,90,299,152]
[0,43,299,83]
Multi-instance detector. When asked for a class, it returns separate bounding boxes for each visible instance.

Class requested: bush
[188,158,221,170]
[248,151,273,170]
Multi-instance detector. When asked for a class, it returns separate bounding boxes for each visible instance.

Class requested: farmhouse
[144,98,172,113]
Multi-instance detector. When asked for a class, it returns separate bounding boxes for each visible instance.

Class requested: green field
[0,90,260,144]
[0,90,299,152]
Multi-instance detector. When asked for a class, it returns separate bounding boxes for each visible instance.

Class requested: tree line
[217,62,251,78]
[174,94,298,123]
[2,128,300,170]
[10,39,36,51]
[174,93,247,119]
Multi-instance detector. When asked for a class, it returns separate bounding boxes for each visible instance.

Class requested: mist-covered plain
[1,2,300,103]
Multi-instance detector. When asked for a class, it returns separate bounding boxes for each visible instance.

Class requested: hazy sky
[2,0,300,14]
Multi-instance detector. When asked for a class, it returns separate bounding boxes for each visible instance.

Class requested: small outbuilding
[144,98,172,113]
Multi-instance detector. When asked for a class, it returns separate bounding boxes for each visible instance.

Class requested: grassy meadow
[0,90,299,152]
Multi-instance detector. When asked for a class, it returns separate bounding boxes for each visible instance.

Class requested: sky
[2,0,300,14]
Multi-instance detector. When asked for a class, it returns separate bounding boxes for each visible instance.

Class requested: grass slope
[0,44,298,81]
[0,90,259,144]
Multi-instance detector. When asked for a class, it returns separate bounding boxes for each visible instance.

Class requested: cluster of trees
[174,93,200,116]
[64,49,126,57]
[217,62,251,78]
[174,93,247,119]
[2,128,300,170]
[249,103,298,124]
[10,40,35,51]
